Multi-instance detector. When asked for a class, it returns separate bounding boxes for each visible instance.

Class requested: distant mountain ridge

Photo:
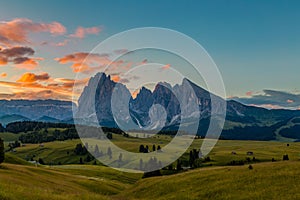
[0,99,75,125]
[2,73,300,141]
[76,72,300,141]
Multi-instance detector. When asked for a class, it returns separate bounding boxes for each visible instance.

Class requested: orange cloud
[0,73,7,77]
[0,18,66,46]
[17,72,49,83]
[55,52,107,64]
[0,73,89,101]
[0,46,41,69]
[55,52,112,73]
[70,63,92,73]
[161,64,171,70]
[287,99,294,103]
[0,57,7,65]
[70,26,101,39]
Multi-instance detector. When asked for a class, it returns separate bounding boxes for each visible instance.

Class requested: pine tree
[152,144,156,152]
[94,144,100,157]
[107,147,112,159]
[0,138,4,164]
[86,154,91,162]
[157,145,161,152]
[139,144,145,153]
[118,153,123,162]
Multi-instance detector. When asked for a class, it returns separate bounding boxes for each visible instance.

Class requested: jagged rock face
[77,72,222,130]
[77,73,119,126]
[0,99,74,120]
[152,83,181,124]
[129,87,154,127]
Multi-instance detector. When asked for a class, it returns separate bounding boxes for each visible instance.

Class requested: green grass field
[1,132,300,199]
[7,133,300,168]
[1,158,300,199]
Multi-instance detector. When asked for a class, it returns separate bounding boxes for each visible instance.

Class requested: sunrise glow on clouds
[0,18,102,101]
[0,18,154,101]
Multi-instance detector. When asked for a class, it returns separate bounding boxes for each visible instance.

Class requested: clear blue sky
[0,0,300,108]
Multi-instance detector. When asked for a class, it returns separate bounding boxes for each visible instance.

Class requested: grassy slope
[10,140,85,165]
[0,163,141,200]
[7,135,300,167]
[1,160,300,199]
[119,161,300,200]
[2,135,300,199]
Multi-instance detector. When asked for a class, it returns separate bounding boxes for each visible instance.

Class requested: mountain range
[76,73,300,141]
[0,99,74,125]
[1,72,300,141]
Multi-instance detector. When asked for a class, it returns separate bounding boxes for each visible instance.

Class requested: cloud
[0,46,34,57]
[55,52,107,64]
[161,64,171,70]
[70,26,101,39]
[114,49,129,54]
[231,89,300,110]
[54,39,70,47]
[246,91,253,96]
[0,46,41,69]
[17,72,49,83]
[0,73,89,101]
[0,18,66,46]
[0,73,7,78]
[55,52,113,73]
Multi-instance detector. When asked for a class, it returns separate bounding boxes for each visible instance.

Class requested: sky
[0,0,300,109]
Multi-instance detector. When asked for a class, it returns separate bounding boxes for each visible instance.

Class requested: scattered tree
[38,158,45,165]
[143,145,149,153]
[157,145,161,152]
[86,154,92,162]
[139,145,145,153]
[0,138,4,164]
[176,159,183,171]
[94,144,101,157]
[107,132,113,140]
[152,144,156,152]
[118,153,123,162]
[283,154,289,161]
[79,157,83,164]
[107,147,112,159]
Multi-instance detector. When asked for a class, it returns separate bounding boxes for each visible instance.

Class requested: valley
[1,134,300,199]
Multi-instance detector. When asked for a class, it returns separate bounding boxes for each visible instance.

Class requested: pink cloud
[70,26,101,39]
[0,18,66,46]
[0,46,42,69]
[246,91,253,96]
[54,39,70,47]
